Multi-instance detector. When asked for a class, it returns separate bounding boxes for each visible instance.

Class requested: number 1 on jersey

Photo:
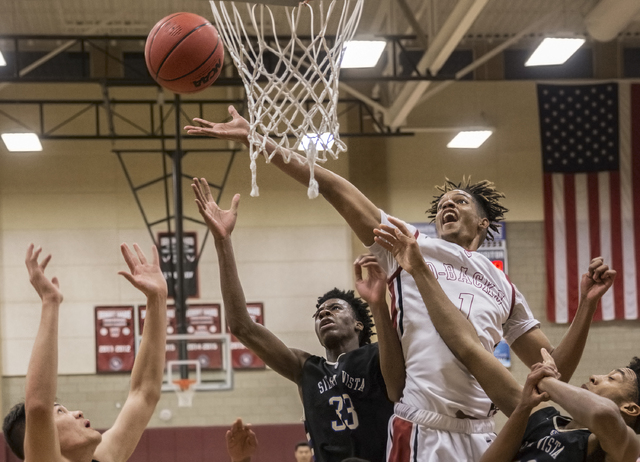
[458,293,474,318]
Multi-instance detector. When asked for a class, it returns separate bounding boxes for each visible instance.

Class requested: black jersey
[300,343,394,462]
[514,407,592,462]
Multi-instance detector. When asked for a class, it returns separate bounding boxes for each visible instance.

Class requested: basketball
[145,12,224,94]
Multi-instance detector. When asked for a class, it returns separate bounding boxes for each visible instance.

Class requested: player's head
[2,401,102,460]
[3,402,26,459]
[582,357,640,433]
[314,289,374,348]
[427,177,508,248]
[294,441,312,462]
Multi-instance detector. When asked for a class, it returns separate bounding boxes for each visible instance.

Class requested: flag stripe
[544,173,557,322]
[632,85,640,319]
[564,175,580,321]
[619,83,638,320]
[575,174,590,314]
[598,172,615,320]
[587,173,603,321]
[609,171,625,320]
[554,174,568,323]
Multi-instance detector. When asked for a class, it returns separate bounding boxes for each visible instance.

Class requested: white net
[172,379,197,407]
[210,0,364,198]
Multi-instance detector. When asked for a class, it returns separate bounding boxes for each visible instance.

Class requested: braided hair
[427,177,508,242]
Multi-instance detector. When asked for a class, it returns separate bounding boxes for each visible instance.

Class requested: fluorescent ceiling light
[0,52,5,66]
[525,38,585,66]
[298,133,335,152]
[1,133,43,152]
[342,40,387,68]
[447,130,493,149]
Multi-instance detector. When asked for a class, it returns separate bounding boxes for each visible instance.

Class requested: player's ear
[477,216,490,231]
[621,401,640,420]
[354,321,363,332]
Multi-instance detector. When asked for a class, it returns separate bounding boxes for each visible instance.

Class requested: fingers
[120,243,136,273]
[191,179,205,203]
[230,193,241,214]
[192,117,214,128]
[387,216,412,237]
[51,276,60,289]
[199,178,214,203]
[118,271,136,286]
[133,243,147,265]
[151,245,160,266]
[353,259,364,282]
[229,105,240,118]
[40,254,52,271]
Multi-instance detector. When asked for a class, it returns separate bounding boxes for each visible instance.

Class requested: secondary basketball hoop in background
[172,377,197,407]
[210,0,364,198]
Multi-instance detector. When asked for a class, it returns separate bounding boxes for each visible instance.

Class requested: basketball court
[1,0,640,461]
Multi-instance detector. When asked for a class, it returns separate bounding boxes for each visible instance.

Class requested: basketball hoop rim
[172,378,197,391]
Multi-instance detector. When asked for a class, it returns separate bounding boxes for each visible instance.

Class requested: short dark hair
[316,289,374,346]
[3,402,26,459]
[629,356,640,434]
[427,177,508,242]
[295,441,310,451]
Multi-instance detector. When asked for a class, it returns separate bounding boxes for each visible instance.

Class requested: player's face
[295,446,313,462]
[313,298,362,347]
[54,404,102,453]
[581,368,638,405]
[435,190,489,249]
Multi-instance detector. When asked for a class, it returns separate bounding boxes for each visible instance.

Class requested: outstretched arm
[511,258,616,382]
[374,219,523,416]
[95,244,168,462]
[23,245,65,462]
[185,107,381,246]
[192,178,309,383]
[226,418,258,462]
[354,254,405,402]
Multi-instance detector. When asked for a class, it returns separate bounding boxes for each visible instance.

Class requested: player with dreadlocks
[191,179,399,462]
[185,108,610,462]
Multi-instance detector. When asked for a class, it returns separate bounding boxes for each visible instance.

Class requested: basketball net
[172,378,197,407]
[210,0,364,198]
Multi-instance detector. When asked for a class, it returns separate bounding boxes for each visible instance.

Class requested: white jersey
[369,211,539,420]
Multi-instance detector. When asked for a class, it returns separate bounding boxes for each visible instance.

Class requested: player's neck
[325,338,360,362]
[442,234,482,252]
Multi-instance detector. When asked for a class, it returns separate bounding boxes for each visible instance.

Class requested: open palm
[184,106,250,147]
[192,177,239,240]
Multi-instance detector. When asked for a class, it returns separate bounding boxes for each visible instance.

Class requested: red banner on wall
[229,303,265,370]
[95,306,135,373]
[138,304,222,370]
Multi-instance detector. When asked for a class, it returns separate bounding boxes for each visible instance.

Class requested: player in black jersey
[192,179,402,462]
[375,218,640,462]
[2,244,168,462]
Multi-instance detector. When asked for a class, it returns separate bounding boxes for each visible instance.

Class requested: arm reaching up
[192,178,309,383]
[185,107,381,246]
[354,254,405,402]
[23,245,66,462]
[510,257,616,382]
[226,418,258,462]
[373,218,523,416]
[94,244,168,462]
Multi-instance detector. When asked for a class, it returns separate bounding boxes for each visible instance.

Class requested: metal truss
[0,34,449,86]
[0,96,410,140]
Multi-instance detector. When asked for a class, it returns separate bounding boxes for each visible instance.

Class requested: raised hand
[25,244,63,304]
[118,244,167,298]
[354,254,387,306]
[226,418,258,462]
[373,216,425,275]
[518,362,557,412]
[184,106,251,147]
[540,347,561,380]
[580,257,617,305]
[192,178,240,241]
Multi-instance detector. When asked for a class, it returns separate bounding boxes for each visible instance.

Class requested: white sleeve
[366,210,417,276]
[502,285,540,346]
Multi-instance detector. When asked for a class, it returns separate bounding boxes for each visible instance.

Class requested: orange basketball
[145,13,224,94]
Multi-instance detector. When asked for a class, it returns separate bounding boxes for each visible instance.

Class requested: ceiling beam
[385,0,489,129]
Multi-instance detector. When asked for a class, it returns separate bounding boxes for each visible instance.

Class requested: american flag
[539,83,640,322]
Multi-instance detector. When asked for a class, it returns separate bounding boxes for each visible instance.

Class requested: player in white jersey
[185,110,604,461]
